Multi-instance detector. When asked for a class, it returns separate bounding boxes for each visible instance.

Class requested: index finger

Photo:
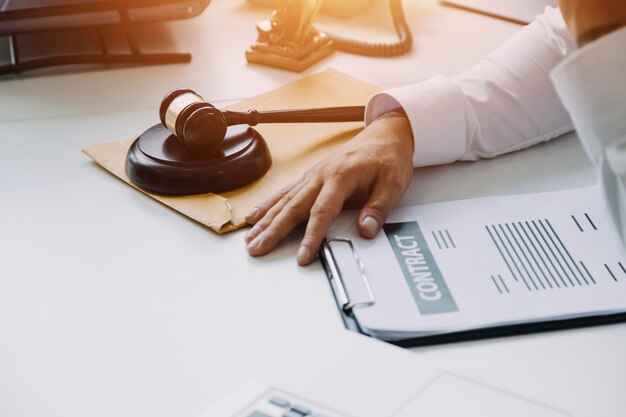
[297,180,356,266]
[245,178,304,225]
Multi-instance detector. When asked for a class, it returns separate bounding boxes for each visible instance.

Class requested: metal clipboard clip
[321,237,375,312]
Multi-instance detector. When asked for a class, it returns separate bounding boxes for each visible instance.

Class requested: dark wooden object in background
[0,0,211,76]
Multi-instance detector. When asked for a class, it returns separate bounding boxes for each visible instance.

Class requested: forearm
[366,7,577,167]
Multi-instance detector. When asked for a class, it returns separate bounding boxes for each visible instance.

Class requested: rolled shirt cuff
[365,76,468,167]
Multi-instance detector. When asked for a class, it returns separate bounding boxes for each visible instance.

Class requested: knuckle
[276,180,301,200]
[276,186,291,201]
[283,178,302,193]
[310,201,336,218]
[386,178,405,193]
[326,168,363,187]
[261,188,290,209]
[255,218,271,230]
[301,232,323,249]
[257,199,274,211]
[326,164,353,178]
[256,213,277,229]
[326,168,345,179]
[276,189,299,208]
[366,200,389,218]
[280,201,306,219]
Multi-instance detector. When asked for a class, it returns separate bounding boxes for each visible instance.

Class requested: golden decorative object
[246,0,335,72]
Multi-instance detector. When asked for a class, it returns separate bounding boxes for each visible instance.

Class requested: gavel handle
[223,106,366,126]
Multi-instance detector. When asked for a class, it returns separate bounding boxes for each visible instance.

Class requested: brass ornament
[246,0,335,72]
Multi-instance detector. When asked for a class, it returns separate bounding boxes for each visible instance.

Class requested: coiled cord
[319,0,413,57]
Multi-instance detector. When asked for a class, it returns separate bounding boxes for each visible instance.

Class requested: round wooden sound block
[126,124,272,195]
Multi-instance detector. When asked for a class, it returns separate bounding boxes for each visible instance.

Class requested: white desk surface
[1,1,625,417]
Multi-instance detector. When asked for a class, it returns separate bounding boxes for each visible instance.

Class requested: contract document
[322,186,626,342]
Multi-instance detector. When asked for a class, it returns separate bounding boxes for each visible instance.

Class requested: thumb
[357,177,405,239]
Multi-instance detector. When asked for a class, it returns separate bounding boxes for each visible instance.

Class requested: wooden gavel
[160,88,366,151]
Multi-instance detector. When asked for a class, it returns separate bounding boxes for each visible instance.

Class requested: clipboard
[319,237,626,348]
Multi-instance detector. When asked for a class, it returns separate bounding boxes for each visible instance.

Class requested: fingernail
[247,233,264,250]
[297,245,310,264]
[361,216,379,237]
[247,206,259,220]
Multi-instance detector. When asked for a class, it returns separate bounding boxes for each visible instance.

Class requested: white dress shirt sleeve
[365,7,577,167]
[551,27,626,241]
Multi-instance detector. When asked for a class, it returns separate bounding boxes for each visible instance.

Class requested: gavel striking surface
[125,124,272,195]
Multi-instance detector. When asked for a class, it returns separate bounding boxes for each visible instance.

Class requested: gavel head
[159,88,227,151]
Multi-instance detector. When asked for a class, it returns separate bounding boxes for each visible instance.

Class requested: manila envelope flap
[83,69,380,233]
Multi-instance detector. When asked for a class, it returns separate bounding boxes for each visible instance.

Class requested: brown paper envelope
[83,69,380,233]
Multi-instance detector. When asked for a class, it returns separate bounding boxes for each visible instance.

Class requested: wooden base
[125,124,272,195]
[246,41,335,72]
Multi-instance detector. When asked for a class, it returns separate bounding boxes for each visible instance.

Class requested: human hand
[558,0,626,45]
[245,114,414,265]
